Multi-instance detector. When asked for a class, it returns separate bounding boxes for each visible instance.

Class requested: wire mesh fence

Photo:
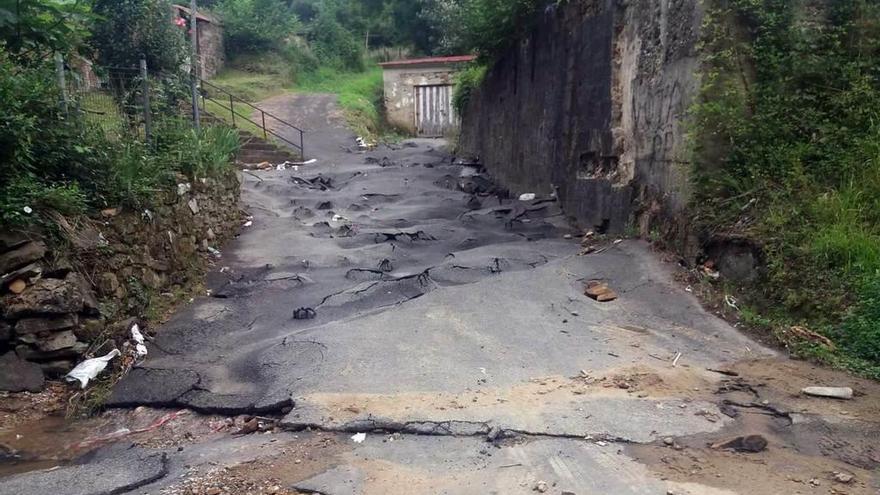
[63,57,194,143]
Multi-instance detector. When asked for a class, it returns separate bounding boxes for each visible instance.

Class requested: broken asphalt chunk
[584,280,618,302]
[293,307,317,320]
[710,434,768,453]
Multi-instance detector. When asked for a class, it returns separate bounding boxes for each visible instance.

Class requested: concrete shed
[380,55,476,137]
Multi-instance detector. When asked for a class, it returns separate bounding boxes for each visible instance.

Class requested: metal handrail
[198,78,305,158]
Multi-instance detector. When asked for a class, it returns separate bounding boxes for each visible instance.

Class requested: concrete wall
[198,19,225,79]
[383,65,457,134]
[460,0,702,248]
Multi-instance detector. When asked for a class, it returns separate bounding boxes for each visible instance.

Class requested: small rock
[14,314,78,334]
[234,418,260,436]
[0,352,44,392]
[0,241,46,275]
[534,481,548,493]
[802,386,853,400]
[487,426,503,441]
[36,330,79,352]
[663,437,674,446]
[7,279,26,294]
[710,434,768,453]
[833,472,854,484]
[206,488,221,495]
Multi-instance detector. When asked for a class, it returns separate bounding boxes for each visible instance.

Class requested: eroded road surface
[3,94,879,495]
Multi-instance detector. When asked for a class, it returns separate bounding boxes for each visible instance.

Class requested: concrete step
[240,142,279,152]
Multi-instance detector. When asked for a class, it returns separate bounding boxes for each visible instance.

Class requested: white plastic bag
[131,324,148,359]
[65,349,121,389]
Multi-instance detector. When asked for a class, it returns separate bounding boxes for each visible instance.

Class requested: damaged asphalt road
[5,94,879,495]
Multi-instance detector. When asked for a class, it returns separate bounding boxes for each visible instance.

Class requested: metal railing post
[189,0,200,131]
[55,52,69,116]
[300,129,305,159]
[140,59,152,144]
[261,112,268,140]
[230,94,235,126]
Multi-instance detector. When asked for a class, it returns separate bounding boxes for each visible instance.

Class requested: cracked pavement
[5,94,879,495]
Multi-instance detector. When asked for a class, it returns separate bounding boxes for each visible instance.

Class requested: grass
[78,92,127,136]
[207,53,392,141]
[293,66,387,139]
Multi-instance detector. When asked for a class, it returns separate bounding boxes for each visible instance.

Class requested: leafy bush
[424,0,543,58]
[0,0,93,57]
[693,0,880,367]
[0,175,88,226]
[216,0,301,56]
[91,0,186,71]
[836,279,880,363]
[309,10,365,71]
[0,50,60,179]
[453,64,487,114]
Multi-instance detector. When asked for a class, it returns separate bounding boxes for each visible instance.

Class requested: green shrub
[91,0,186,72]
[0,175,88,226]
[693,0,880,367]
[425,0,543,58]
[453,64,487,114]
[837,279,880,363]
[309,11,365,72]
[216,0,301,56]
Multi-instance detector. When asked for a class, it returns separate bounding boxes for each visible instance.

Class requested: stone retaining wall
[460,0,702,253]
[0,171,241,391]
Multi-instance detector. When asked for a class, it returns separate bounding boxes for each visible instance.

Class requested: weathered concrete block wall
[199,20,225,79]
[460,0,701,244]
[0,171,241,389]
[383,65,457,134]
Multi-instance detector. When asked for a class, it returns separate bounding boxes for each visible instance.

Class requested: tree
[91,0,186,71]
[216,0,301,56]
[0,0,92,59]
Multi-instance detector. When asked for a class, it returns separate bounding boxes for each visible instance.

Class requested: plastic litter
[518,193,536,201]
[131,324,148,359]
[351,432,367,443]
[65,349,121,388]
[802,386,853,400]
[243,221,253,227]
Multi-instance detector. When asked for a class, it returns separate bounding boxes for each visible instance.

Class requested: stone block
[0,352,44,392]
[3,277,84,319]
[14,314,78,334]
[0,240,46,274]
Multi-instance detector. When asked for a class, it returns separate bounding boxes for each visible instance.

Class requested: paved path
[5,94,879,495]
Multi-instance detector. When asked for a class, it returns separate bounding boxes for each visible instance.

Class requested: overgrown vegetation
[452,64,487,114]
[424,0,545,59]
[0,0,239,231]
[693,0,880,374]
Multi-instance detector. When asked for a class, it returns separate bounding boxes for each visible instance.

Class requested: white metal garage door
[415,85,454,137]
